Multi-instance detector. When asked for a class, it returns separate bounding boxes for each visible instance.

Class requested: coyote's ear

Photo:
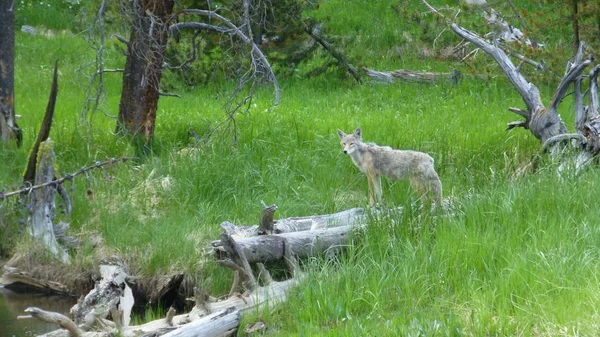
[337,129,345,139]
[354,127,362,138]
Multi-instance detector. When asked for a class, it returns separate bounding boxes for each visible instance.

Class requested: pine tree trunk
[116,0,174,144]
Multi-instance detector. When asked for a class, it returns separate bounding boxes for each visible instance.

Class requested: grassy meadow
[3,0,600,335]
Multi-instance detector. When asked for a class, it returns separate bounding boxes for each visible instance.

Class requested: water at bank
[0,286,76,337]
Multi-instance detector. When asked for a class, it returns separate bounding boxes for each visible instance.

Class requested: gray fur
[338,127,442,207]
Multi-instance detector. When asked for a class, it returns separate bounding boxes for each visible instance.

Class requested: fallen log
[0,265,71,295]
[214,225,357,264]
[364,68,461,84]
[33,307,242,337]
[21,307,84,337]
[220,207,369,239]
[160,308,240,337]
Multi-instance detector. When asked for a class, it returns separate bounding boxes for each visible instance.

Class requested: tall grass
[3,0,600,335]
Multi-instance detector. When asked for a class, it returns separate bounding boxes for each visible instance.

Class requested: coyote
[337,127,442,207]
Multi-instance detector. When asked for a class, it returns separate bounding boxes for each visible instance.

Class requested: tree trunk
[0,0,21,145]
[29,139,70,264]
[117,0,174,144]
[572,0,580,53]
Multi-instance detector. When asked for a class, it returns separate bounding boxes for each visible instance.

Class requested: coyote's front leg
[366,168,378,206]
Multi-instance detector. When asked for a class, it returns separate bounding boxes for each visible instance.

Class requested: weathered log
[70,264,129,327]
[214,225,357,264]
[219,207,369,240]
[160,308,240,337]
[218,234,256,293]
[119,278,298,336]
[24,307,84,337]
[364,68,461,84]
[34,307,242,337]
[0,266,71,294]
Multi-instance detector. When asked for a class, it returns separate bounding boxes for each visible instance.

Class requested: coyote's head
[337,128,362,155]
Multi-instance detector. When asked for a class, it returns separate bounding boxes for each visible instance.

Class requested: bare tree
[109,0,280,145]
[422,0,600,167]
[0,0,21,146]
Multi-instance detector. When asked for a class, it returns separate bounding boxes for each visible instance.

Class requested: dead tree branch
[1,157,134,200]
[24,307,84,337]
[171,9,280,106]
[23,61,59,184]
[304,21,362,83]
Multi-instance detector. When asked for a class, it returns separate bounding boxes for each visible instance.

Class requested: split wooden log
[218,234,257,293]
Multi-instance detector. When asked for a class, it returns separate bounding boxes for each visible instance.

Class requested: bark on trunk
[117,0,174,144]
[0,0,21,145]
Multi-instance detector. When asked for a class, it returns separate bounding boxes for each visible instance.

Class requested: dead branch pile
[22,205,376,337]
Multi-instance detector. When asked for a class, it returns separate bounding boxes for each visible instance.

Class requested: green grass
[3,0,600,335]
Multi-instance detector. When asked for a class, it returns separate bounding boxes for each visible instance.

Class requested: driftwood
[33,307,242,337]
[21,307,85,337]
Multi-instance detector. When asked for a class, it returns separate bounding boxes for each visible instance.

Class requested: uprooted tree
[422,1,600,169]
